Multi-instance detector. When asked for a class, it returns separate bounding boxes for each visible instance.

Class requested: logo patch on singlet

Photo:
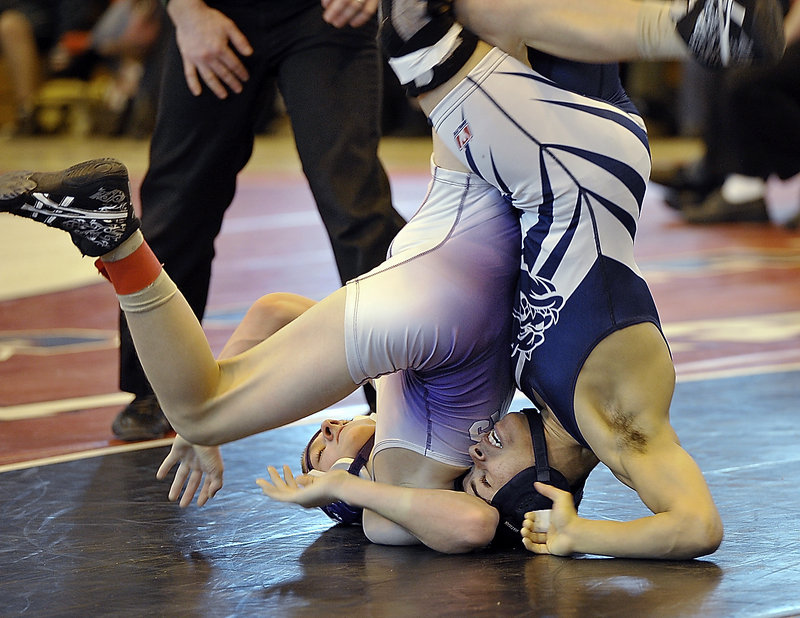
[453,120,473,151]
[512,274,563,361]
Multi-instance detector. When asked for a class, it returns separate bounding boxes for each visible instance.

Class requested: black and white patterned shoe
[0,158,140,257]
[676,0,785,69]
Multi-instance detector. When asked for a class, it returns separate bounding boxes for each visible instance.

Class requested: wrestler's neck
[541,408,599,486]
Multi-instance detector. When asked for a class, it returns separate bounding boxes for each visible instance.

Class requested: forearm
[339,477,498,553]
[455,0,688,62]
[564,511,722,559]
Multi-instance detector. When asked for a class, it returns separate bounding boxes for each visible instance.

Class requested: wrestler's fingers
[522,536,551,554]
[520,528,548,545]
[203,475,223,504]
[262,466,284,488]
[180,470,203,508]
[168,461,190,502]
[282,465,298,489]
[255,478,271,494]
[156,452,178,480]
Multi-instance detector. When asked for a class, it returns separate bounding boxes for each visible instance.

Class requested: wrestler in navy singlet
[430,49,663,447]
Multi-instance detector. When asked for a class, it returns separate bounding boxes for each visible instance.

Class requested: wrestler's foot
[0,158,139,257]
[676,0,785,68]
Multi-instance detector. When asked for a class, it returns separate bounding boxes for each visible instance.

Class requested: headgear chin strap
[489,408,584,549]
[310,434,375,526]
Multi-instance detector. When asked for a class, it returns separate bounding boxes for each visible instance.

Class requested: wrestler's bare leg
[119,267,357,445]
[217,293,317,360]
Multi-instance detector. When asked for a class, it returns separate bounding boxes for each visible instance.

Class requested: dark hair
[301,428,322,473]
[489,408,584,549]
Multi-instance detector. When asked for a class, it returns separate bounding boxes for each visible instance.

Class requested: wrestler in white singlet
[345,164,519,467]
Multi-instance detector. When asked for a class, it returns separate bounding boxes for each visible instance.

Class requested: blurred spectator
[90,0,167,137]
[0,0,105,135]
[654,0,800,228]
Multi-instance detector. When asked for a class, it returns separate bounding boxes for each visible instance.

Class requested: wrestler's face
[303,416,376,473]
[461,412,534,502]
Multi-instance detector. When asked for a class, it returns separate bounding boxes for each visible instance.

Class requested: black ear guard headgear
[489,408,584,549]
[312,435,375,526]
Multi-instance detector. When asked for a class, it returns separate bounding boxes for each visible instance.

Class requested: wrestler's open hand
[520,482,578,556]
[256,465,349,508]
[156,435,224,507]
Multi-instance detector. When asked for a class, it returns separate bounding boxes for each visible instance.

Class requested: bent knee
[251,292,313,322]
[247,293,315,331]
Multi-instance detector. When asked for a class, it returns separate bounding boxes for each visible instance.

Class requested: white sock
[721,174,766,203]
[636,1,692,60]
[102,229,144,262]
[118,269,178,314]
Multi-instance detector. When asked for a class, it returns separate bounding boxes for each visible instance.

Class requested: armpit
[608,408,649,454]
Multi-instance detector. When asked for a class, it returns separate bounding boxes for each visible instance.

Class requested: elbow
[463,507,501,551]
[676,511,724,559]
[166,403,225,446]
[440,506,499,554]
[695,514,724,558]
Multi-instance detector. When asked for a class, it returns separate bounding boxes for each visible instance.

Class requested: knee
[246,293,312,332]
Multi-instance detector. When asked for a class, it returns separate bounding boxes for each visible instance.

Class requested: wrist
[166,0,205,21]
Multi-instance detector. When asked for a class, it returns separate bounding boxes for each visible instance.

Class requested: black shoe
[112,395,173,441]
[785,211,800,230]
[676,0,785,69]
[0,158,139,257]
[682,188,769,223]
[662,186,717,211]
[651,162,723,211]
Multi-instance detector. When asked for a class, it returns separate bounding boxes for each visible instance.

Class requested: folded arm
[524,322,723,559]
[524,434,723,559]
[258,467,499,554]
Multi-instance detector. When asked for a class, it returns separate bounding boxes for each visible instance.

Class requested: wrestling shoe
[682,188,769,223]
[112,395,173,442]
[0,158,139,257]
[676,0,785,69]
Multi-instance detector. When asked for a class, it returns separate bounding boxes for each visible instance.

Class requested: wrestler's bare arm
[258,467,499,553]
[454,0,687,62]
[156,293,320,506]
[523,324,723,559]
[524,429,722,559]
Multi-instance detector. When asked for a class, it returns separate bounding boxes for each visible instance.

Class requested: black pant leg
[275,8,405,285]
[727,41,800,180]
